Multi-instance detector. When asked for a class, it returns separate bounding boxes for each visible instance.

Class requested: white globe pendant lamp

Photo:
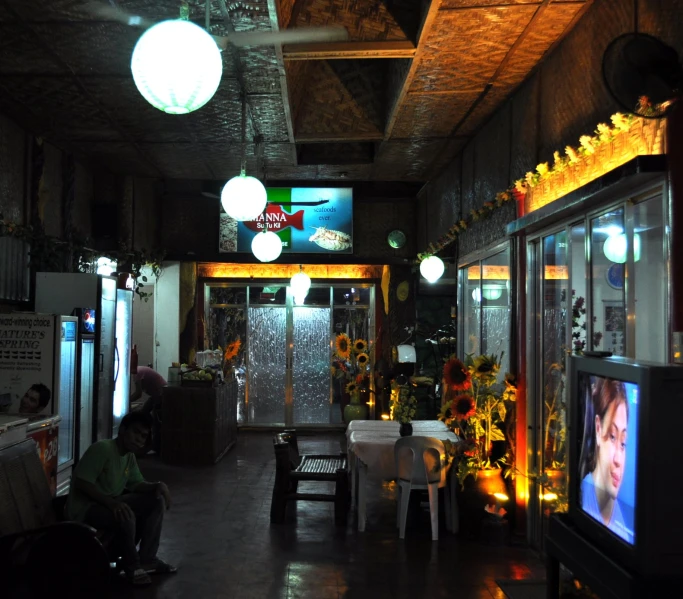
[420,255,445,283]
[290,266,312,296]
[251,229,282,263]
[603,233,641,264]
[221,170,268,221]
[131,19,223,115]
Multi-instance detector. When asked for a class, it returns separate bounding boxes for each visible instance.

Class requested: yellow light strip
[545,265,568,280]
[467,265,510,280]
[198,263,383,279]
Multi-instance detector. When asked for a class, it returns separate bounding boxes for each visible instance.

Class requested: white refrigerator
[0,313,78,492]
[35,272,131,443]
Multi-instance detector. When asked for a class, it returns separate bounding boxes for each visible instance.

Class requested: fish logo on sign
[242,204,305,233]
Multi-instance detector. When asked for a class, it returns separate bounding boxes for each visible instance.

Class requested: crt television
[568,355,683,577]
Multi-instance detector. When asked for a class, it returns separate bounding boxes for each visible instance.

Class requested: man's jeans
[84,493,164,572]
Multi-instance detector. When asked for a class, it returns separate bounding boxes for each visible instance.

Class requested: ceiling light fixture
[603,233,641,263]
[419,255,445,283]
[131,15,223,115]
[290,265,312,296]
[221,98,268,221]
[251,229,282,262]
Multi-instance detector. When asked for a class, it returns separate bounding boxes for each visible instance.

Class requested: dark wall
[418,0,683,261]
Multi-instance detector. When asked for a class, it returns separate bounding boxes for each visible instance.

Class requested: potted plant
[389,376,417,436]
[331,333,371,423]
[438,353,516,528]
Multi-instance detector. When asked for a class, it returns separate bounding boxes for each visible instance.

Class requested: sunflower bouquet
[222,338,243,379]
[437,353,517,485]
[331,333,371,396]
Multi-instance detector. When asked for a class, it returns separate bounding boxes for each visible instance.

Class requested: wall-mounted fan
[85,1,348,49]
[602,33,683,119]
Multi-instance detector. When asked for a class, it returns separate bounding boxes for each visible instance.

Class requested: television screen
[576,372,639,545]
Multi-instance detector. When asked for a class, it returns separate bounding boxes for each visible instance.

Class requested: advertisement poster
[27,423,59,495]
[0,314,55,416]
[219,187,353,254]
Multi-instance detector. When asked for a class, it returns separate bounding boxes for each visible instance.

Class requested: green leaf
[489,425,506,442]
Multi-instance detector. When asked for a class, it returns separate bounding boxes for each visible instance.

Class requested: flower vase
[399,422,413,437]
[343,390,368,424]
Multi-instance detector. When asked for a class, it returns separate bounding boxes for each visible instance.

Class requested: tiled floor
[51,431,546,598]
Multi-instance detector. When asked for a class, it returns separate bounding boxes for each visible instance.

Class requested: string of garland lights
[416,111,652,272]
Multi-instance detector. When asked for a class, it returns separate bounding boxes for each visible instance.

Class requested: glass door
[208,282,374,426]
[292,302,335,425]
[247,306,287,425]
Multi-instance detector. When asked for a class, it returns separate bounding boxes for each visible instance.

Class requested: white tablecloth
[345,420,449,442]
[348,428,458,480]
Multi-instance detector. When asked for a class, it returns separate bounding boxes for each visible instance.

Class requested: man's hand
[156,482,171,510]
[111,501,135,523]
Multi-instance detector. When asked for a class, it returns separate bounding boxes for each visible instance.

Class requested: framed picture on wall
[603,300,625,355]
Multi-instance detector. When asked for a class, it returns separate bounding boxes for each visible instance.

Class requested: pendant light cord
[240,94,247,175]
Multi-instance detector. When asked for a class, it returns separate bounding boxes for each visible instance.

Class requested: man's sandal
[124,568,152,586]
[142,558,178,575]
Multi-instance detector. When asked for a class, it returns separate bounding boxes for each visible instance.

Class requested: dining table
[346,420,460,532]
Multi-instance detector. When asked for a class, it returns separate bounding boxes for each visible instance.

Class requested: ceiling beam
[294,133,384,143]
[283,41,417,61]
[383,0,444,140]
[267,0,297,155]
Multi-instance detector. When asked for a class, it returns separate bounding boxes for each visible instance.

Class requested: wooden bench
[270,430,349,526]
[0,439,110,597]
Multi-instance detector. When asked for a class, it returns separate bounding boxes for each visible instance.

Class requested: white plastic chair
[394,436,450,541]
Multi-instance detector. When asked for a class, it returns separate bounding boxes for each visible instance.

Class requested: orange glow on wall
[526,118,666,213]
[467,265,510,280]
[545,265,568,279]
[198,263,383,279]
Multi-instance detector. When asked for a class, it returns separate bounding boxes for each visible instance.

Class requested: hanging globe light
[420,255,445,283]
[251,229,282,262]
[290,266,312,297]
[221,170,268,221]
[131,19,223,115]
[603,233,641,264]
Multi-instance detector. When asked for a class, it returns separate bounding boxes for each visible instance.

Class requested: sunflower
[356,352,370,367]
[335,333,351,359]
[451,394,476,420]
[442,357,471,390]
[224,339,241,362]
[504,372,517,390]
[472,354,499,378]
[353,338,368,354]
[345,381,358,394]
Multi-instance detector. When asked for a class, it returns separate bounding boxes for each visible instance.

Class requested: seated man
[65,411,176,586]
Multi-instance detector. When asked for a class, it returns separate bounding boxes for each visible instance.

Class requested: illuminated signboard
[219,187,353,254]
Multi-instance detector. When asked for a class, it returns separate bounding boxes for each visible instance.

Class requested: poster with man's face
[0,314,55,415]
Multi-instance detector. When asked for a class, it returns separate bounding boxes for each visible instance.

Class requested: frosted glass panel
[292,307,334,425]
[247,307,286,424]
[481,308,510,375]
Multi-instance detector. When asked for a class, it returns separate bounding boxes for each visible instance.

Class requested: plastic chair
[394,436,449,541]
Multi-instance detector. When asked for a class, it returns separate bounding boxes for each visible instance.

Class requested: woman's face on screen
[595,400,628,500]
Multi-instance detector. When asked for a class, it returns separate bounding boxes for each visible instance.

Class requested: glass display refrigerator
[72,308,96,459]
[35,273,120,443]
[113,283,133,437]
[0,313,77,494]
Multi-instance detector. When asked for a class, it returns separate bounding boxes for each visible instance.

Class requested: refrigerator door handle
[114,343,120,384]
[99,353,104,373]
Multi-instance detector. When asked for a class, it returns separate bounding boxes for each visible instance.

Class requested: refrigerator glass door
[97,278,117,440]
[79,338,95,458]
[113,289,132,437]
[57,317,77,467]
